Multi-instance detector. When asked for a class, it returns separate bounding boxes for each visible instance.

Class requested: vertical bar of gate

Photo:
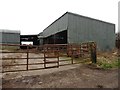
[43,45,46,68]
[80,44,81,57]
[71,45,74,64]
[57,47,59,67]
[26,45,29,70]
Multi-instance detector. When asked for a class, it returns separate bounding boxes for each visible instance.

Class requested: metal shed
[40,12,116,51]
[0,29,20,44]
[20,34,39,45]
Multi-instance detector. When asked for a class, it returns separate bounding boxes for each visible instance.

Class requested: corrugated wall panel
[43,13,68,37]
[0,32,2,44]
[1,32,20,44]
[68,13,115,51]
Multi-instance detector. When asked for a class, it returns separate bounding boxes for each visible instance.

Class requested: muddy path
[2,64,118,88]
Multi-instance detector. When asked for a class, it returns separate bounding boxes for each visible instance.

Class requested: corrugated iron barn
[0,29,20,44]
[39,12,115,51]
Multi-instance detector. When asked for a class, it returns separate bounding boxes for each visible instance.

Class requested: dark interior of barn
[20,35,39,45]
[20,35,39,49]
[43,30,67,44]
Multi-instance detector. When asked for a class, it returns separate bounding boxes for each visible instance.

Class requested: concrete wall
[68,12,115,51]
[0,30,20,44]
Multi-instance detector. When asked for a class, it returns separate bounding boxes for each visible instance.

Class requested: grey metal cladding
[0,32,2,43]
[43,13,68,37]
[0,32,20,44]
[68,13,115,51]
[42,12,115,51]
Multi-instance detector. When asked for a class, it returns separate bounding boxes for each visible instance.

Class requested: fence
[0,42,96,73]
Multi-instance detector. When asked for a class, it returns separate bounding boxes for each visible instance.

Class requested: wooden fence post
[90,42,97,63]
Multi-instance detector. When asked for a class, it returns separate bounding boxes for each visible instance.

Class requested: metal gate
[43,44,59,68]
[1,42,96,73]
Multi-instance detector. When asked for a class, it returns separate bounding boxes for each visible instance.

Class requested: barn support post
[54,34,56,44]
[90,42,97,63]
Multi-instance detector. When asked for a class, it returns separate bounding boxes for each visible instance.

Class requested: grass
[97,57,120,69]
[72,51,119,70]
[1,46,20,51]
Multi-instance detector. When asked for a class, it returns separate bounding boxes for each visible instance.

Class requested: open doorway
[43,30,67,44]
[20,35,39,45]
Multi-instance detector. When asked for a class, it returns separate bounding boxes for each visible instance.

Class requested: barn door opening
[43,30,67,44]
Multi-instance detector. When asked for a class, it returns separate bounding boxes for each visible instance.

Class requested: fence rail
[0,42,97,73]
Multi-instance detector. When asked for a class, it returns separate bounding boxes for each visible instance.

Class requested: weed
[97,59,120,69]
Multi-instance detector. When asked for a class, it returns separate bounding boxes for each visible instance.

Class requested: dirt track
[1,49,119,88]
[2,64,118,88]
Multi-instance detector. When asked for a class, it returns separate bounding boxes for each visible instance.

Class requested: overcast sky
[0,0,119,35]
[118,1,120,32]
